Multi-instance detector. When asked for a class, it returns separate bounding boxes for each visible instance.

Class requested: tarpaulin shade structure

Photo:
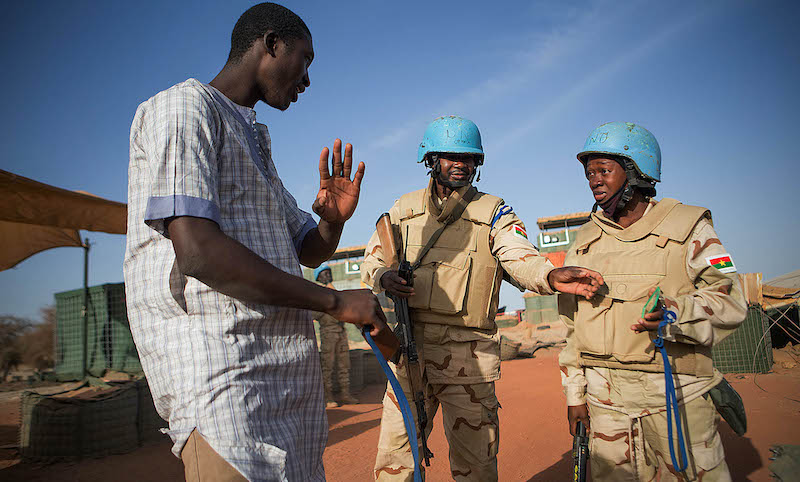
[0,169,126,271]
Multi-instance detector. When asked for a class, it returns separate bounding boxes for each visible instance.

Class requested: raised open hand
[312,139,365,224]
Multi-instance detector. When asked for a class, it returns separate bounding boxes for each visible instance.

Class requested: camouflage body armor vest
[563,198,721,377]
[395,185,504,330]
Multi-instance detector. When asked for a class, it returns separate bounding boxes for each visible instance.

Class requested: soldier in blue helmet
[361,116,605,481]
[313,263,359,408]
[559,122,747,481]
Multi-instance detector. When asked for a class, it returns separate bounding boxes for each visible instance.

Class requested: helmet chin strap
[591,160,653,216]
[428,155,477,188]
[592,180,632,215]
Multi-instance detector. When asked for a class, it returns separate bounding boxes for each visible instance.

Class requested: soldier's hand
[380,270,415,298]
[548,267,604,300]
[330,289,389,337]
[567,404,590,436]
[631,287,664,333]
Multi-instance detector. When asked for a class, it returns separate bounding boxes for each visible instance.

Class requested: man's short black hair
[228,3,311,63]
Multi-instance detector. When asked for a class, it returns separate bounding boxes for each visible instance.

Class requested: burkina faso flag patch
[511,225,527,239]
[706,253,736,274]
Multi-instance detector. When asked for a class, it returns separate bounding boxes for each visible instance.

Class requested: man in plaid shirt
[124,3,387,481]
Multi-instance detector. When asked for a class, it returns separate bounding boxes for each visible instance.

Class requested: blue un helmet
[417,116,485,166]
[313,263,331,281]
[577,122,661,182]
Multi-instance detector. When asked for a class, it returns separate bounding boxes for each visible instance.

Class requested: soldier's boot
[339,389,358,405]
[323,381,339,408]
[338,378,358,405]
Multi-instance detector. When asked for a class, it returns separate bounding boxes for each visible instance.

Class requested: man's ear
[263,31,279,57]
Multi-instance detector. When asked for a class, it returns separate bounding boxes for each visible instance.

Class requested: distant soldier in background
[314,264,358,408]
[559,122,747,481]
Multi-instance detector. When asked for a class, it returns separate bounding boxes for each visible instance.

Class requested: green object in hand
[642,287,662,317]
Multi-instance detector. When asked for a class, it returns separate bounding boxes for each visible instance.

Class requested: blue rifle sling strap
[364,330,424,482]
[643,288,688,473]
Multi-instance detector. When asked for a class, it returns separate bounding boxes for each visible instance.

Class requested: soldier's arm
[661,217,747,346]
[490,206,556,295]
[361,200,402,293]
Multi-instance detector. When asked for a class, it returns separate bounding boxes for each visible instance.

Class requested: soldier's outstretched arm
[491,206,603,298]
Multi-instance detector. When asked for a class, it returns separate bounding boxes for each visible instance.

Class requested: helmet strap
[592,160,655,217]
[426,154,442,179]
[428,153,475,188]
[593,180,630,217]
[475,168,481,183]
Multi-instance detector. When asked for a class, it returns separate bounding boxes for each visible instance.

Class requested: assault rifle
[375,213,433,467]
[573,421,589,482]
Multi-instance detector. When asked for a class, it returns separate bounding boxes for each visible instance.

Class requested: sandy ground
[1,348,798,481]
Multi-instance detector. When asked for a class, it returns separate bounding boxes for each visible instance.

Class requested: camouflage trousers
[373,357,499,482]
[320,323,350,394]
[586,369,731,481]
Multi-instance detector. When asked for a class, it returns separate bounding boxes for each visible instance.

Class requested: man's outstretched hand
[329,289,389,338]
[548,266,605,300]
[312,139,365,224]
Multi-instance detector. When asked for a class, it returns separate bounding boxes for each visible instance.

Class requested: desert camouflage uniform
[362,180,555,481]
[315,281,352,401]
[559,199,747,481]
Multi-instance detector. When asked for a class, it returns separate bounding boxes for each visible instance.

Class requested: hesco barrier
[19,378,167,461]
[712,304,774,373]
[361,349,389,386]
[524,294,559,325]
[136,378,169,442]
[54,283,141,381]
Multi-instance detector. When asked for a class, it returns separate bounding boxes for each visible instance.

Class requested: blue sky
[1,0,798,320]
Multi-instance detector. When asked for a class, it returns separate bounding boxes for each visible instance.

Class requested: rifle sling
[410,186,476,271]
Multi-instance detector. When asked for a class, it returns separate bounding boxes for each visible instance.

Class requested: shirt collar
[205,83,258,125]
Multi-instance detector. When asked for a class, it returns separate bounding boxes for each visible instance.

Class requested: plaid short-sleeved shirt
[124,79,326,481]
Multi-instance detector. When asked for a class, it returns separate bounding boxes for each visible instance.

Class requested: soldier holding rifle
[362,116,604,481]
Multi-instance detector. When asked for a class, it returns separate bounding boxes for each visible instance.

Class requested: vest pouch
[602,275,662,363]
[430,257,471,315]
[575,296,612,356]
[408,264,433,311]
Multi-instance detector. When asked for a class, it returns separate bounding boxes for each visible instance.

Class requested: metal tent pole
[82,238,90,379]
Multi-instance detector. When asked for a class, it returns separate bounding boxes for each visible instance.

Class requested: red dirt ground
[1,349,798,481]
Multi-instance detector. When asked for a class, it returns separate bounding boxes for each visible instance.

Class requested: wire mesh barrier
[136,377,169,443]
[361,349,389,386]
[18,378,167,461]
[712,304,774,373]
[54,283,141,381]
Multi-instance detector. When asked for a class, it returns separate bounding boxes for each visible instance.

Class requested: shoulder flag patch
[511,224,527,239]
[706,253,736,274]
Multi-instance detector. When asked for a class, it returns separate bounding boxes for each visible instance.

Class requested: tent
[763,270,800,348]
[0,169,126,270]
[1,169,127,377]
